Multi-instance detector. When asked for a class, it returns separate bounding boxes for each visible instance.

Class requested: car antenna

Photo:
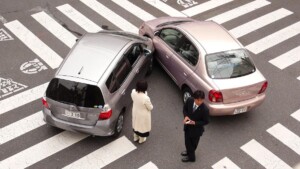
[78,66,84,75]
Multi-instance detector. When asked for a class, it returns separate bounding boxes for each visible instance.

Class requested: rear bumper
[207,93,266,116]
[42,108,115,136]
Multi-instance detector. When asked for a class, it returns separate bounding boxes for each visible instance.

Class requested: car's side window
[177,36,199,66]
[159,28,182,50]
[106,58,131,93]
[126,44,142,66]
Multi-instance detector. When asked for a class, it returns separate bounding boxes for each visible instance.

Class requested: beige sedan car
[139,17,268,115]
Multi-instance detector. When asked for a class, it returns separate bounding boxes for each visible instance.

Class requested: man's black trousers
[184,131,201,161]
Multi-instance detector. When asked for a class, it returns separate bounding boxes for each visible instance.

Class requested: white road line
[63,136,136,169]
[138,161,159,169]
[4,20,63,69]
[80,0,138,33]
[291,109,300,122]
[241,139,292,169]
[0,82,48,115]
[246,21,300,54]
[182,0,233,17]
[144,0,186,17]
[207,0,271,24]
[230,8,293,38]
[212,157,241,169]
[112,0,156,21]
[298,76,300,81]
[0,131,88,169]
[268,46,300,69]
[32,11,77,48]
[0,111,45,144]
[267,123,300,156]
[57,4,102,33]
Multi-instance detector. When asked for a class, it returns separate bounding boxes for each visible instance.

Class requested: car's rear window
[206,49,256,79]
[46,78,104,108]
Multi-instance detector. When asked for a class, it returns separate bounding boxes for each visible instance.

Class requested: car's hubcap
[116,115,124,133]
[183,91,191,103]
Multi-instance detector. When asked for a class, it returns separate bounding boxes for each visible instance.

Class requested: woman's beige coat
[131,89,153,133]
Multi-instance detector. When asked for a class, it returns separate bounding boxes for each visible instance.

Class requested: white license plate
[234,107,247,114]
[63,110,84,119]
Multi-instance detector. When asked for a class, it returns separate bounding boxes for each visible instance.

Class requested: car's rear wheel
[113,112,124,137]
[182,87,192,103]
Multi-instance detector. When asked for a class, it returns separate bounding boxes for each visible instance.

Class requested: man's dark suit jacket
[183,97,210,137]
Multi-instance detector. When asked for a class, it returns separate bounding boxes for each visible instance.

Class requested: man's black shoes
[181,151,188,156]
[181,157,195,162]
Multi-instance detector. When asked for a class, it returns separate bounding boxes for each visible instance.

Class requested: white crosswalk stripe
[230,8,293,38]
[212,157,241,169]
[291,109,300,122]
[207,0,271,24]
[57,4,102,33]
[267,123,300,156]
[144,0,186,17]
[80,0,138,33]
[63,136,136,169]
[112,0,156,21]
[182,0,233,17]
[0,111,45,144]
[246,21,300,54]
[138,161,159,169]
[269,46,300,70]
[32,11,77,48]
[4,20,63,69]
[241,139,293,169]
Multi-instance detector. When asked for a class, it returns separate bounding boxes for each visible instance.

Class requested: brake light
[99,104,112,120]
[42,96,49,109]
[258,81,268,94]
[209,90,223,102]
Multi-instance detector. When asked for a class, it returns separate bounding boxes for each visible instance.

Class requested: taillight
[42,96,49,109]
[99,104,112,120]
[209,90,223,102]
[258,81,268,94]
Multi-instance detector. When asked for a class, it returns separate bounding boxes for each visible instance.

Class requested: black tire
[113,112,124,137]
[145,56,153,77]
[182,87,192,103]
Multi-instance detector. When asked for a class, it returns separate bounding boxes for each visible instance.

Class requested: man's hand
[183,116,195,125]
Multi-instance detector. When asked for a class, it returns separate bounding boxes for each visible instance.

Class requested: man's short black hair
[136,80,148,93]
[193,90,205,99]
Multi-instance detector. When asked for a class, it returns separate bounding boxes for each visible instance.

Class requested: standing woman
[131,80,153,144]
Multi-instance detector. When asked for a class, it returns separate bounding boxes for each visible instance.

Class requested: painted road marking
[177,0,198,8]
[267,123,300,156]
[63,136,136,169]
[212,157,241,169]
[0,111,45,144]
[0,28,14,41]
[230,8,293,38]
[269,46,300,69]
[0,82,48,115]
[0,77,27,99]
[144,0,186,17]
[246,21,300,54]
[32,11,77,48]
[4,20,63,69]
[182,0,233,17]
[80,0,138,33]
[112,0,156,21]
[241,139,292,169]
[57,4,102,33]
[207,0,271,24]
[138,161,159,169]
[0,131,88,169]
[291,109,300,122]
[20,58,48,74]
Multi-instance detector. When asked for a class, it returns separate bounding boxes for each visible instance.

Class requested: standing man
[181,90,209,162]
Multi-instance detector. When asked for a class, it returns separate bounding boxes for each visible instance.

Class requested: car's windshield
[206,49,256,79]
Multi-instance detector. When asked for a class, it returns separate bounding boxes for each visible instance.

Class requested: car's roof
[57,32,132,83]
[177,21,241,54]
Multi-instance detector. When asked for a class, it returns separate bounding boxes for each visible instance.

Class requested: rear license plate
[63,110,84,119]
[233,107,247,114]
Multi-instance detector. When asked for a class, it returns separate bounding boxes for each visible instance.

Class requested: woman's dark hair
[136,80,148,93]
[193,90,205,99]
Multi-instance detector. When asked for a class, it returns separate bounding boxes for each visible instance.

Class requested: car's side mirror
[154,31,160,36]
[143,48,152,57]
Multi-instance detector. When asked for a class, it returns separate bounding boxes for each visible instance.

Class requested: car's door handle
[136,68,140,74]
[121,89,126,95]
[165,55,170,59]
[183,72,187,77]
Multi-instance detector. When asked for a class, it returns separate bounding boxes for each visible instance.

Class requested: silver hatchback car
[139,17,268,116]
[42,31,153,136]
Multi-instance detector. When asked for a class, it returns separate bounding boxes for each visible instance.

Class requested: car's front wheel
[113,112,124,137]
[182,87,192,103]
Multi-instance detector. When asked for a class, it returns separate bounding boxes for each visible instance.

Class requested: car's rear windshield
[205,49,256,79]
[46,78,104,108]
